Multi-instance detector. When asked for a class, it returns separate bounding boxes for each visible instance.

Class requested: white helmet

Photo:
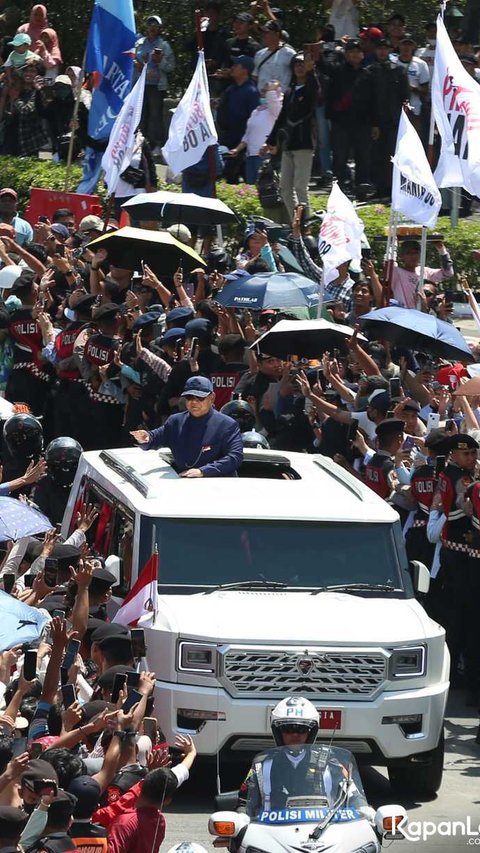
[271,696,319,745]
[167,845,208,853]
[0,265,22,290]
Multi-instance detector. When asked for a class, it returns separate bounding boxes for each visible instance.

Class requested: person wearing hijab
[17,5,53,44]
[34,26,62,79]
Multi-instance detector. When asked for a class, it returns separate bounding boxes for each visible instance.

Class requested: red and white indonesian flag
[162,50,217,177]
[102,64,147,194]
[318,182,365,286]
[391,110,441,228]
[432,14,480,196]
[113,550,158,627]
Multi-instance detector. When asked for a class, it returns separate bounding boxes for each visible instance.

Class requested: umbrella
[250,319,367,359]
[0,497,52,541]
[121,191,238,226]
[358,307,474,363]
[0,591,49,652]
[86,227,206,276]
[216,271,320,311]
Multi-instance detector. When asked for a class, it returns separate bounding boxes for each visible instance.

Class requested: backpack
[256,157,282,208]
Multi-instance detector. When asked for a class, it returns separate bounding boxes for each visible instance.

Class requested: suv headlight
[389,646,426,678]
[178,641,217,674]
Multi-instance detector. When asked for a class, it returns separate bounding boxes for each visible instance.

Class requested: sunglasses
[184,394,209,401]
[280,724,310,734]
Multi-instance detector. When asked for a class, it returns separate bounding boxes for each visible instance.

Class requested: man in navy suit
[130,376,243,478]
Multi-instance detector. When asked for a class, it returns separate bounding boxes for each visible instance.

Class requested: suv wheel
[387,731,444,799]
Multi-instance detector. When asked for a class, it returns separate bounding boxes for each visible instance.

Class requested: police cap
[132,310,163,333]
[166,306,194,326]
[449,433,479,451]
[92,302,120,322]
[375,418,405,439]
[0,805,28,836]
[97,665,138,690]
[91,623,129,645]
[425,428,449,453]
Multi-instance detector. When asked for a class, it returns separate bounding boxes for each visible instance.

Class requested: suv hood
[149,590,441,644]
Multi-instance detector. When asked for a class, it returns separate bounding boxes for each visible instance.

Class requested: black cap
[132,310,163,332]
[0,805,28,835]
[92,302,120,322]
[234,11,253,22]
[67,775,101,819]
[97,665,137,690]
[402,399,420,412]
[262,19,282,32]
[94,634,133,658]
[461,54,477,65]
[91,623,129,645]
[11,271,35,294]
[40,593,68,614]
[73,293,97,314]
[218,333,246,354]
[92,565,116,586]
[425,429,449,453]
[449,433,479,451]
[81,699,110,721]
[21,759,58,785]
[344,39,362,50]
[376,418,405,439]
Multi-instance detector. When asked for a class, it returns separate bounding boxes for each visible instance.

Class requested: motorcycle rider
[32,437,83,525]
[1,410,44,487]
[238,696,365,816]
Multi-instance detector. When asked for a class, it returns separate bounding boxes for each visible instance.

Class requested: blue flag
[77,0,136,194]
[0,591,49,652]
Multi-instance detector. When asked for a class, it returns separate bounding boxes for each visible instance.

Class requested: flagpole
[416,225,428,307]
[384,208,398,306]
[64,49,87,192]
[195,10,217,201]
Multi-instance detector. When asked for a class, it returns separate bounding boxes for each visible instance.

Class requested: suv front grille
[221,648,387,699]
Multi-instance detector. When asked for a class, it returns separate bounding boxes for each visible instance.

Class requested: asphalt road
[162,688,480,853]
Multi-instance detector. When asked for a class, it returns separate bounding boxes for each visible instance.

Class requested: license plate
[318,709,342,730]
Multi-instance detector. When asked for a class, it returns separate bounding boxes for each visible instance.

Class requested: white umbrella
[121,191,238,226]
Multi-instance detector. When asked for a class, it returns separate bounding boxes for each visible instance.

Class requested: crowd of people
[0,2,479,850]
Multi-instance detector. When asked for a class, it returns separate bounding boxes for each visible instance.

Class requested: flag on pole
[102,65,147,195]
[113,550,159,627]
[391,110,442,228]
[432,14,480,197]
[318,182,365,286]
[162,51,217,177]
[77,0,136,194]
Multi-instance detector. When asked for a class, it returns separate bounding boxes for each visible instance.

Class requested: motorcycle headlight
[389,646,426,678]
[178,641,217,674]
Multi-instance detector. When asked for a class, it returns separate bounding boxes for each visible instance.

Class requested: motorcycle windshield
[246,745,368,823]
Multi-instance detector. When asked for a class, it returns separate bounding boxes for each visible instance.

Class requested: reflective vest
[438,464,474,544]
[364,453,394,500]
[411,464,436,517]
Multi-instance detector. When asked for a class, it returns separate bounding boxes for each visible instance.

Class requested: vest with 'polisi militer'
[54,322,84,380]
[8,308,44,367]
[364,452,394,500]
[438,463,474,545]
[410,463,436,519]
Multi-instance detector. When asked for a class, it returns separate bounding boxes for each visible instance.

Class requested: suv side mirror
[409,560,430,595]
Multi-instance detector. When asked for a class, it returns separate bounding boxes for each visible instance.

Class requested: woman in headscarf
[17,5,56,45]
[34,26,62,79]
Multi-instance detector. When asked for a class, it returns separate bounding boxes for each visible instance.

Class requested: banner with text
[162,50,217,177]
[391,110,441,228]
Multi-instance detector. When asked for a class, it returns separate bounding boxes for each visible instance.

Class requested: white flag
[432,14,480,196]
[391,110,441,228]
[318,183,365,286]
[162,51,217,177]
[101,65,147,194]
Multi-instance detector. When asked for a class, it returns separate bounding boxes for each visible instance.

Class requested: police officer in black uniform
[405,429,450,568]
[76,303,123,450]
[364,418,405,502]
[52,294,96,441]
[121,311,165,433]
[210,334,249,409]
[432,432,478,683]
[0,805,28,852]
[6,273,53,418]
[28,791,77,853]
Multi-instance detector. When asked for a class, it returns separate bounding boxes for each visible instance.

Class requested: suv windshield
[140,518,408,592]
[245,744,368,821]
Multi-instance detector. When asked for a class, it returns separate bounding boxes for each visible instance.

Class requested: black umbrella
[86,227,206,275]
[359,307,474,362]
[121,191,238,226]
[250,319,367,358]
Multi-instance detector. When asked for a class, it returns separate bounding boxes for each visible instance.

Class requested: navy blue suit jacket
[145,408,243,477]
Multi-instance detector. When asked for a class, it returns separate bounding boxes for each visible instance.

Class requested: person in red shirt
[106,767,174,853]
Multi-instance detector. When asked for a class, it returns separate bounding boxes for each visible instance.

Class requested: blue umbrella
[0,497,52,541]
[216,272,320,310]
[0,591,49,651]
[359,307,474,363]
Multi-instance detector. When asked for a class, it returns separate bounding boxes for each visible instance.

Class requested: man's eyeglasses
[184,394,209,401]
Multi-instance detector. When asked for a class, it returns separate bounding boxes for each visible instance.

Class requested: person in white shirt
[326,0,359,39]
[415,22,437,81]
[228,80,283,183]
[392,35,430,132]
[253,20,296,93]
